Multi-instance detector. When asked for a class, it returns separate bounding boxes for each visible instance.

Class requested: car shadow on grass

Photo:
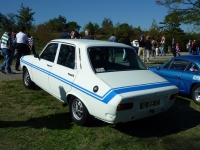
[113,97,200,137]
[0,112,73,130]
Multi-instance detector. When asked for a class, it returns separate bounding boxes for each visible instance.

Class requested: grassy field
[0,79,200,150]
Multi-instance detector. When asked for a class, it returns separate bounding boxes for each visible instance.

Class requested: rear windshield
[88,47,147,73]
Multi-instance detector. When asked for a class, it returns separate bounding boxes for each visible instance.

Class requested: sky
[0,0,190,32]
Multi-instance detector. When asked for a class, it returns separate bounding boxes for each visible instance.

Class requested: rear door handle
[47,64,52,67]
[68,73,74,77]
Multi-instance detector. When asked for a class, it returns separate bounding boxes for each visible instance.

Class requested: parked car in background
[132,40,139,54]
[148,55,200,105]
[191,51,200,55]
[20,39,178,126]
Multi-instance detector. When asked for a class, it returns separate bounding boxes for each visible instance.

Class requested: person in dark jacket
[61,24,71,39]
[172,38,176,57]
[122,33,131,61]
[145,35,152,62]
[138,34,146,62]
[82,29,94,39]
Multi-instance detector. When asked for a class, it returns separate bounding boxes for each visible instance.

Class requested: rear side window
[88,47,146,73]
[185,62,199,72]
[57,44,75,69]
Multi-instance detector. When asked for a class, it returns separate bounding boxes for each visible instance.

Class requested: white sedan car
[20,39,178,126]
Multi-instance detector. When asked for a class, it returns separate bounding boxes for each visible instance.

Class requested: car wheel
[191,84,200,105]
[69,97,91,126]
[23,68,35,89]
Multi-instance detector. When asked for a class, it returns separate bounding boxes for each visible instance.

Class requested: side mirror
[34,54,39,58]
[157,66,160,70]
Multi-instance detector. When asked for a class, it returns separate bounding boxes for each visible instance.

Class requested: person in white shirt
[15,26,29,71]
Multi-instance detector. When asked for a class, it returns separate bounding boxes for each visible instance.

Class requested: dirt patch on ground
[0,65,23,81]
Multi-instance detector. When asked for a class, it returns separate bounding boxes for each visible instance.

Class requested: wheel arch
[22,65,33,80]
[190,83,200,96]
[66,93,91,114]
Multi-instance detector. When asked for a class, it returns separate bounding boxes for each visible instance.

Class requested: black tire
[69,97,91,126]
[23,67,35,89]
[191,84,200,105]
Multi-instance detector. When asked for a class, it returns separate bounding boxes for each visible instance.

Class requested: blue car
[148,55,200,105]
[191,52,200,55]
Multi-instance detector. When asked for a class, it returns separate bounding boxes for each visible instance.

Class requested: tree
[82,21,100,36]
[148,19,162,41]
[101,18,114,35]
[68,21,81,32]
[44,15,67,32]
[156,0,200,25]
[115,23,134,42]
[16,3,35,30]
[0,13,5,29]
[0,13,18,31]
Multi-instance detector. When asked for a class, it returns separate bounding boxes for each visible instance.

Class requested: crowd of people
[0,23,97,75]
[1,23,199,75]
[130,36,199,62]
[186,39,200,54]
[0,26,35,74]
[122,34,169,62]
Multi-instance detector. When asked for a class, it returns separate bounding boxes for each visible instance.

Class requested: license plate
[140,100,160,109]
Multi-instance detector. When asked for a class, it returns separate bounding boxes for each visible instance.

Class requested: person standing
[70,30,80,39]
[155,40,159,56]
[108,33,118,62]
[15,26,29,71]
[61,24,71,39]
[0,28,15,74]
[151,37,156,59]
[160,38,166,56]
[122,33,131,61]
[191,40,196,53]
[82,29,94,39]
[11,32,17,63]
[138,34,146,62]
[196,39,200,52]
[171,38,176,57]
[27,33,36,54]
[187,40,192,54]
[145,36,152,62]
[176,43,181,56]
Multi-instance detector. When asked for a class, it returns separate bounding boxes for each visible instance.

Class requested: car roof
[51,39,132,48]
[172,55,200,62]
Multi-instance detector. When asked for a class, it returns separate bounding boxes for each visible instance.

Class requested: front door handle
[68,73,74,77]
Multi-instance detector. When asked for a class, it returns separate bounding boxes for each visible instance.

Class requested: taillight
[117,103,133,111]
[169,93,179,100]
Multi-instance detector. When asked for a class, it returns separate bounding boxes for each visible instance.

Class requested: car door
[179,62,200,94]
[31,43,58,92]
[48,44,77,101]
[156,59,189,87]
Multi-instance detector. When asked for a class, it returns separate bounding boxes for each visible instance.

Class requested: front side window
[166,59,189,71]
[57,44,75,69]
[40,43,58,62]
[88,47,146,73]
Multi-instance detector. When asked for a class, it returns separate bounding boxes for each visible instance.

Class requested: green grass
[0,80,200,150]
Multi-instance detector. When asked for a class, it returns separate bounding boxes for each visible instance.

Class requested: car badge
[93,86,99,93]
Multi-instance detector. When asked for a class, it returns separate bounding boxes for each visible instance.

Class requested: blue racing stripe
[21,57,175,104]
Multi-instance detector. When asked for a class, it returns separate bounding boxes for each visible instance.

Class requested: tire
[23,67,35,89]
[191,84,200,105]
[69,97,91,126]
